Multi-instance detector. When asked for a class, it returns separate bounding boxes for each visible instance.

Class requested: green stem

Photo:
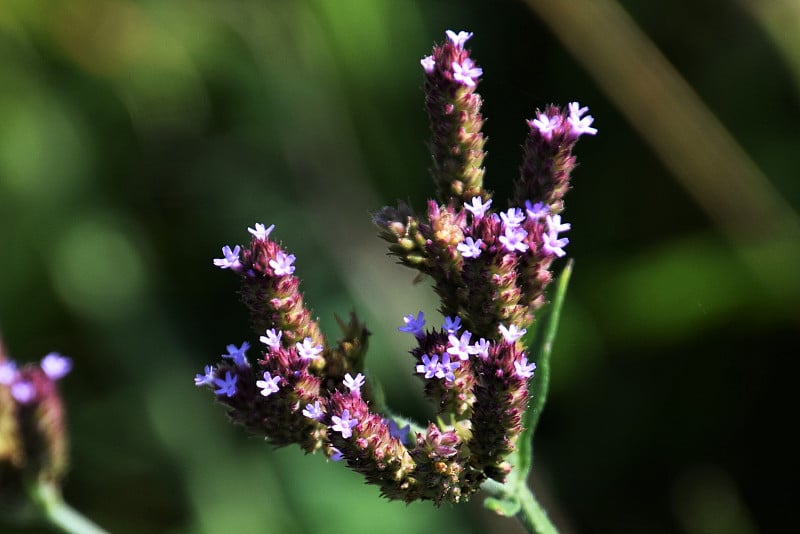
[26,479,109,534]
[516,484,559,534]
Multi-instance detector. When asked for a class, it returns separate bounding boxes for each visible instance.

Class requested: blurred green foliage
[1,0,797,532]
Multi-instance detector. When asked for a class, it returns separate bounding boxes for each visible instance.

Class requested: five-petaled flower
[447,331,476,361]
[222,341,250,366]
[452,58,483,87]
[416,354,440,379]
[331,409,358,439]
[464,196,492,218]
[446,29,473,48]
[303,401,324,420]
[269,251,296,276]
[40,352,72,380]
[248,223,275,240]
[457,236,483,258]
[420,55,435,73]
[259,328,283,350]
[256,371,281,397]
[296,338,323,360]
[194,365,215,386]
[500,208,525,229]
[531,113,560,140]
[343,373,366,396]
[399,311,426,336]
[499,226,529,253]
[436,354,461,382]
[525,200,550,221]
[213,245,241,270]
[499,323,527,343]
[214,371,238,397]
[442,316,462,334]
[514,356,537,379]
[567,101,598,137]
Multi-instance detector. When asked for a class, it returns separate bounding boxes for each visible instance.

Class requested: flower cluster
[197,30,594,505]
[1,350,72,495]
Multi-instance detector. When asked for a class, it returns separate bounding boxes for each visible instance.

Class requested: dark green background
[1,1,797,532]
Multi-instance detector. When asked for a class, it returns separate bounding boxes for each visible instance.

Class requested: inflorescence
[196,30,595,505]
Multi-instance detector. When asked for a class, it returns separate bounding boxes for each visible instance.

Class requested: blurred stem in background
[524,0,800,311]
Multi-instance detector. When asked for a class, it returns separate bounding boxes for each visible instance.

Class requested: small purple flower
[303,400,324,420]
[464,196,492,218]
[222,341,250,366]
[499,323,527,343]
[296,338,323,360]
[435,354,460,382]
[0,360,18,385]
[500,208,525,229]
[542,231,569,258]
[269,251,296,276]
[525,200,550,220]
[387,419,412,445]
[457,236,483,259]
[256,371,281,397]
[329,446,344,461]
[343,373,366,396]
[11,381,36,404]
[472,338,491,359]
[194,365,215,386]
[213,245,241,270]
[530,113,560,140]
[416,354,440,379]
[514,355,537,379]
[447,331,476,361]
[248,223,275,240]
[259,328,283,350]
[452,58,482,87]
[420,55,435,73]
[399,311,426,336]
[331,409,358,439]
[499,226,529,252]
[546,214,571,235]
[214,371,238,397]
[442,316,462,334]
[40,352,72,380]
[567,101,597,136]
[445,30,473,48]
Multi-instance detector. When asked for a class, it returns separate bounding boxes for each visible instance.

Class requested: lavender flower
[499,323,527,343]
[303,401,324,420]
[567,101,598,136]
[221,341,250,366]
[0,360,18,384]
[452,58,483,87]
[331,409,358,439]
[457,236,483,258]
[11,381,36,404]
[296,338,323,360]
[269,251,296,276]
[464,196,492,218]
[248,223,275,240]
[213,371,238,397]
[259,328,283,350]
[530,112,560,140]
[442,316,462,334]
[446,29,473,48]
[343,373,366,396]
[416,354,440,379]
[420,55,435,73]
[399,311,426,336]
[435,354,460,382]
[213,245,241,270]
[500,208,526,229]
[447,331,475,361]
[546,214,571,235]
[194,365,215,386]
[256,371,281,397]
[514,356,537,379]
[499,226,529,253]
[472,338,491,359]
[525,200,550,220]
[542,231,569,258]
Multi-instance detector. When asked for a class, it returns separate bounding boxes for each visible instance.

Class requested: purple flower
[472,338,491,359]
[296,338,323,360]
[214,371,238,397]
[259,328,283,350]
[303,400,324,420]
[343,373,366,396]
[514,356,537,379]
[442,316,462,334]
[40,352,72,380]
[420,55,435,73]
[457,236,483,258]
[447,331,476,361]
[530,113,560,140]
[11,381,35,404]
[194,365,215,386]
[331,409,358,439]
[329,446,344,461]
[435,354,460,382]
[248,223,275,240]
[525,200,550,220]
[567,101,597,136]
[387,419,412,445]
[542,231,569,258]
[269,251,296,276]
[499,226,529,252]
[464,196,492,218]
[0,360,18,385]
[221,341,250,366]
[416,354,440,379]
[452,58,482,87]
[213,245,241,270]
[499,323,527,343]
[546,214,571,235]
[500,208,525,229]
[445,30,473,48]
[399,311,426,336]
[256,371,281,397]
